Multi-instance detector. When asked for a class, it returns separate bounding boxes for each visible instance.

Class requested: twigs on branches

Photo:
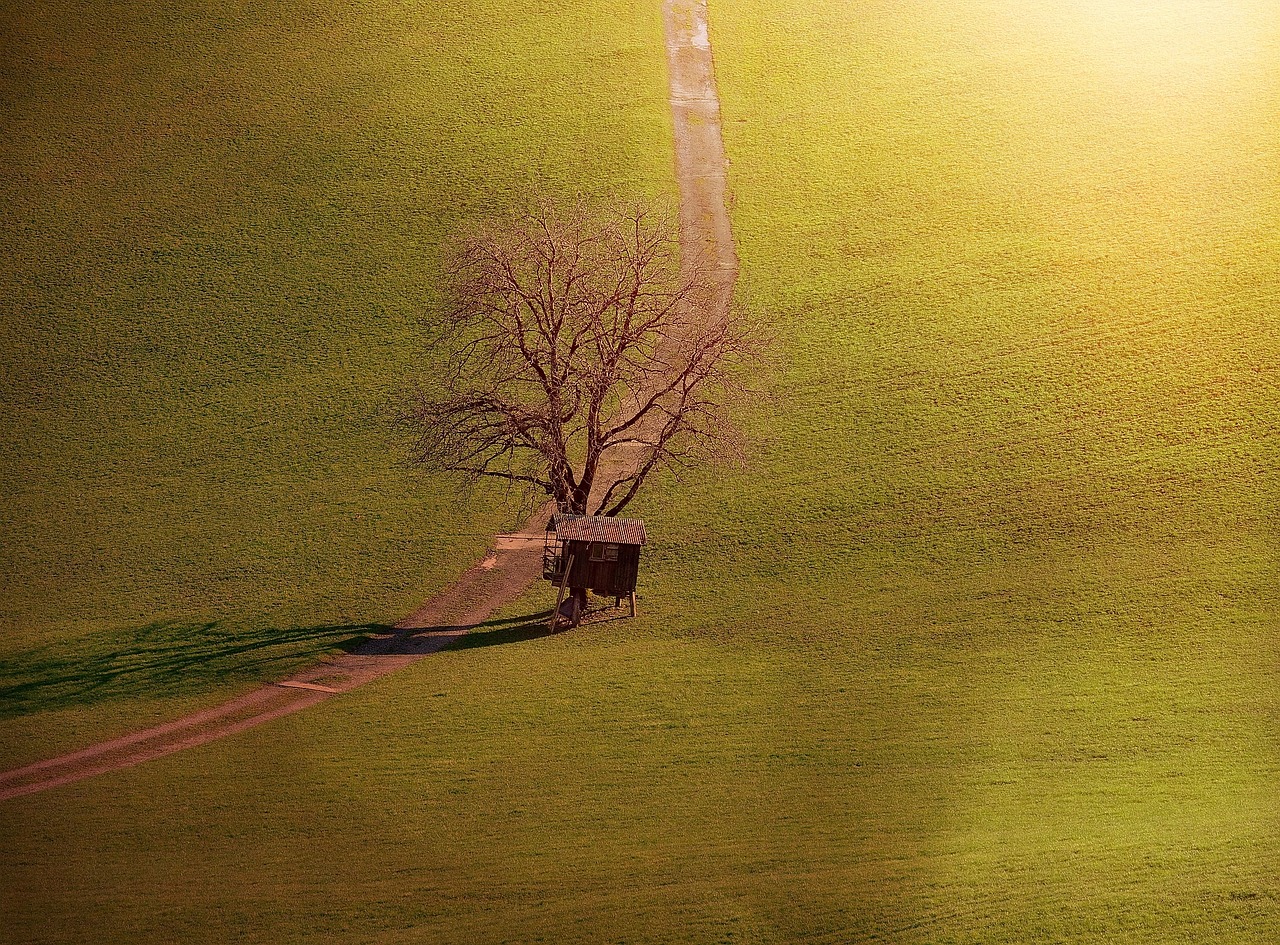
[400,196,762,517]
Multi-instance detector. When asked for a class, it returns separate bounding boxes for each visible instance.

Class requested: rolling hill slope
[0,0,675,764]
[1,1,1277,942]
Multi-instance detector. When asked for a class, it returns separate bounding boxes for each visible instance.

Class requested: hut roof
[552,514,647,546]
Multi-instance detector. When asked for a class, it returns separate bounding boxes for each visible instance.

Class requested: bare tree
[401,196,759,518]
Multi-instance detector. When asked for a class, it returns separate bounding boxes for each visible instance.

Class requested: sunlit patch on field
[1044,0,1270,84]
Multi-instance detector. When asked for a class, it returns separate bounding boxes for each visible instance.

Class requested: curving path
[0,0,737,803]
[0,524,550,801]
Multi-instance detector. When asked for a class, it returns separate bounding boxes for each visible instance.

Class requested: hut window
[590,542,619,562]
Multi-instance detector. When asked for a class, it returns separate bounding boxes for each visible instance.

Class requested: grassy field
[3,0,1278,942]
[0,0,674,765]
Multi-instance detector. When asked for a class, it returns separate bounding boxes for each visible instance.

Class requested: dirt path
[0,518,552,802]
[0,0,737,803]
[664,0,738,309]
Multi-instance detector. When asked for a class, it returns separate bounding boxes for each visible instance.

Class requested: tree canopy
[402,197,760,517]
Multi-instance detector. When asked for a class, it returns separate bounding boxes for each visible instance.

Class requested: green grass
[3,0,1279,942]
[1,608,1274,942]
[0,0,674,763]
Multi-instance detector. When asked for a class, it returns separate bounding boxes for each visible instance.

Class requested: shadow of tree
[441,603,630,650]
[444,611,556,650]
[0,620,384,719]
[0,603,623,718]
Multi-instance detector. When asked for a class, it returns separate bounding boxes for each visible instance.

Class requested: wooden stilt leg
[550,554,574,631]
[629,592,637,618]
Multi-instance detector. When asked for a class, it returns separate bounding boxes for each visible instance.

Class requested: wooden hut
[543,514,647,627]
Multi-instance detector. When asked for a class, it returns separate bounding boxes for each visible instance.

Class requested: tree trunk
[570,587,588,626]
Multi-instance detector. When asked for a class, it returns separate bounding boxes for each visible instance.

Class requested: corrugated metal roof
[551,514,647,546]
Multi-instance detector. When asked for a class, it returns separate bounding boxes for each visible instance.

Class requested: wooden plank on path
[275,681,341,694]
